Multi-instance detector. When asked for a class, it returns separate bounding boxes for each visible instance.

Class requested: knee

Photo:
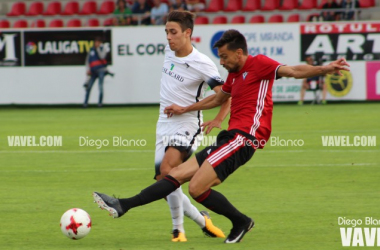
[166,167,185,184]
[160,162,173,177]
[188,181,205,199]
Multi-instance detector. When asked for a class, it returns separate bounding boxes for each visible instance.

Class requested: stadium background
[0,1,379,250]
[1,0,380,104]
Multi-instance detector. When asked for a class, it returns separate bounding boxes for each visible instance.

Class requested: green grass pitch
[1,103,379,250]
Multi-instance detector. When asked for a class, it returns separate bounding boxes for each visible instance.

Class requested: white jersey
[158,45,224,123]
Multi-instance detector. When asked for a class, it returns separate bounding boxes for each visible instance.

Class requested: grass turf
[0,103,379,250]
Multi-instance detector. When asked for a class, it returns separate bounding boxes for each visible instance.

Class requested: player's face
[165,21,190,52]
[218,44,241,73]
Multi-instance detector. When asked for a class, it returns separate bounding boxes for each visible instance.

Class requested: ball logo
[325,70,353,97]
[25,42,37,55]
[210,31,224,58]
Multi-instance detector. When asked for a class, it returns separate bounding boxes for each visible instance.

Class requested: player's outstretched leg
[93,192,126,218]
[93,175,181,218]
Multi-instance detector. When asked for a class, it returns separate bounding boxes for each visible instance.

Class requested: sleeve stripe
[221,88,231,95]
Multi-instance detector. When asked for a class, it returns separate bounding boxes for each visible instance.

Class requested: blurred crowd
[111,0,205,26]
[111,0,362,26]
[317,0,361,21]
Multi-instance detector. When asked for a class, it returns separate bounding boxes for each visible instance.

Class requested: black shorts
[195,129,256,182]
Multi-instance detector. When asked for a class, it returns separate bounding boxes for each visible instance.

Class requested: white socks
[167,186,205,233]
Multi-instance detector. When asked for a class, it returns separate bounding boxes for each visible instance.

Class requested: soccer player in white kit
[155,10,230,241]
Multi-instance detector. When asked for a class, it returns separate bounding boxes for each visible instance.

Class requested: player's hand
[164,104,186,118]
[201,119,222,135]
[325,58,350,76]
[86,70,91,76]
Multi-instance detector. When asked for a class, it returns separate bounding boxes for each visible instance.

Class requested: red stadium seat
[79,1,98,15]
[97,1,115,15]
[243,0,261,11]
[268,14,283,23]
[205,0,224,12]
[212,16,228,24]
[31,19,46,28]
[49,19,64,28]
[67,19,82,27]
[298,0,317,9]
[231,15,245,24]
[261,0,280,11]
[43,1,62,16]
[13,20,28,28]
[0,20,10,28]
[194,16,209,25]
[103,18,113,26]
[287,14,300,22]
[279,0,298,10]
[61,1,79,15]
[26,1,44,16]
[249,15,265,23]
[87,18,100,27]
[7,2,26,16]
[224,0,242,12]
[360,0,375,8]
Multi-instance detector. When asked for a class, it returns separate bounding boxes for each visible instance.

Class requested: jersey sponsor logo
[170,63,174,70]
[162,67,185,82]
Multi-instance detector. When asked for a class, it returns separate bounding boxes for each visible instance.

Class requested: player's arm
[202,85,231,134]
[164,90,230,117]
[277,58,350,79]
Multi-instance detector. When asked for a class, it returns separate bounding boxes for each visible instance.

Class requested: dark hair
[167,10,195,36]
[213,29,248,55]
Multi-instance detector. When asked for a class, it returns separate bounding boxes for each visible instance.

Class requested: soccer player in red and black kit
[93,29,350,243]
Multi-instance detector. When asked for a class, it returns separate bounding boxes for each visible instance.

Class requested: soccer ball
[60,208,91,240]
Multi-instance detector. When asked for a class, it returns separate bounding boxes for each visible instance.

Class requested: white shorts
[154,121,203,178]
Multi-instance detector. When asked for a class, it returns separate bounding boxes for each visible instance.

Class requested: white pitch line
[0,149,379,154]
[0,150,155,154]
[0,163,377,173]
[261,149,380,153]
[250,163,378,168]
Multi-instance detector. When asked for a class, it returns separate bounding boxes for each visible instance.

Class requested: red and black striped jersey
[222,55,281,148]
